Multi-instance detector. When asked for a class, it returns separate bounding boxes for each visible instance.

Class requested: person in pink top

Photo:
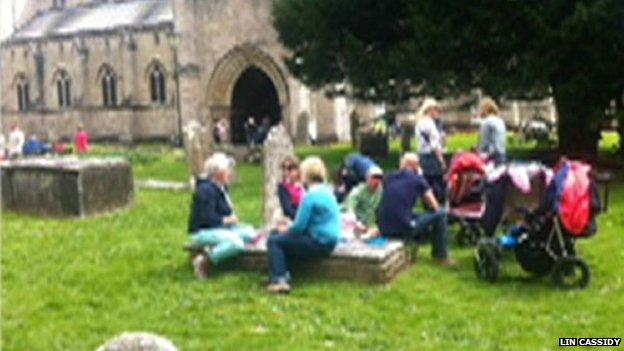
[75,125,90,154]
[277,157,306,220]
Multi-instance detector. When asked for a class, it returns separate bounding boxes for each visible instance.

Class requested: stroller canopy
[448,152,487,205]
[449,152,487,176]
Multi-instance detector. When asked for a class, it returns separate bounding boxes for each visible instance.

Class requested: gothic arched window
[15,75,30,112]
[101,67,118,107]
[56,70,72,108]
[149,65,166,104]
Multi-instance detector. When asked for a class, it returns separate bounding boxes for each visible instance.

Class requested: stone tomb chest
[1,158,134,217]
[239,240,409,284]
[188,239,411,284]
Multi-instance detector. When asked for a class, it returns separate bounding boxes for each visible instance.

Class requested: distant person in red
[75,125,90,153]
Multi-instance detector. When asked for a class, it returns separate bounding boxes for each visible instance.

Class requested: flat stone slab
[137,179,190,191]
[190,239,410,284]
[1,157,134,218]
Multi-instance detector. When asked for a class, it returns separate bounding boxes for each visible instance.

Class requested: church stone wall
[1,26,179,141]
[3,0,352,146]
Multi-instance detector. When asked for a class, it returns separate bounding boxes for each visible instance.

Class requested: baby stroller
[447,152,488,245]
[474,159,605,289]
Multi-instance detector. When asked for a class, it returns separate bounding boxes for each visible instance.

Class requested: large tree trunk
[618,115,624,158]
[553,87,600,161]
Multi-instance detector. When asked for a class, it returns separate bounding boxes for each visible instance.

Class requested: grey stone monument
[1,157,134,218]
[295,111,310,144]
[183,120,212,180]
[262,124,295,224]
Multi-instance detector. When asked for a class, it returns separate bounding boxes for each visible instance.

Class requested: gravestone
[96,332,178,351]
[183,120,212,179]
[1,157,134,218]
[360,132,389,158]
[295,111,310,143]
[262,124,295,223]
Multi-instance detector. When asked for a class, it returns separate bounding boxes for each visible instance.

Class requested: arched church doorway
[230,67,282,144]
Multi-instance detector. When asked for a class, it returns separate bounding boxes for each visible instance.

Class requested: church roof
[9,0,172,42]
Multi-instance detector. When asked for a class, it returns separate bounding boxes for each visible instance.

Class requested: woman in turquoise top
[267,156,341,294]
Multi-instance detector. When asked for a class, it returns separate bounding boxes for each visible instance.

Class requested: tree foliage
[273,0,624,156]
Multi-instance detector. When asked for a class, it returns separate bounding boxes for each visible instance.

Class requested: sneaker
[267,282,291,294]
[192,254,211,279]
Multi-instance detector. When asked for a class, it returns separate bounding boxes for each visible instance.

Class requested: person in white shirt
[415,98,447,203]
[7,125,25,159]
[0,133,6,159]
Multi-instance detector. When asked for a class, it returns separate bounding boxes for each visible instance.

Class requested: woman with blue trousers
[267,156,341,294]
[187,153,255,279]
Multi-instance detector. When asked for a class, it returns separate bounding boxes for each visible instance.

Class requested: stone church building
[0,0,362,145]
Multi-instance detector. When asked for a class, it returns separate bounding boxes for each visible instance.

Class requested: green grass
[87,143,191,182]
[2,134,623,350]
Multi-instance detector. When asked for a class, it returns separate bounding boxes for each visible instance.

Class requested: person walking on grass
[267,156,341,294]
[187,153,256,279]
[378,153,455,267]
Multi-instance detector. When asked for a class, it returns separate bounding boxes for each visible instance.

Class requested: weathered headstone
[262,124,295,223]
[96,332,178,351]
[360,132,389,158]
[295,111,310,143]
[183,120,212,180]
[1,157,134,218]
[350,110,360,148]
[400,118,415,153]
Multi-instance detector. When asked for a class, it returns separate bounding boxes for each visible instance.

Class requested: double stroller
[448,152,552,245]
[474,159,605,289]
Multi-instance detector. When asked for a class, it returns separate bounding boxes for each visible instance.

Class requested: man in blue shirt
[378,153,454,266]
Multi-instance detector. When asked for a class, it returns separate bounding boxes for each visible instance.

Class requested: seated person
[267,157,341,294]
[346,152,378,182]
[277,157,305,220]
[341,166,384,239]
[335,153,379,202]
[23,135,47,156]
[378,153,455,266]
[187,153,256,279]
[53,139,73,154]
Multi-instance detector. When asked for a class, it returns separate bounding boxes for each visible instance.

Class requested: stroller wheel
[457,223,481,247]
[457,226,471,246]
[552,257,591,289]
[474,239,501,282]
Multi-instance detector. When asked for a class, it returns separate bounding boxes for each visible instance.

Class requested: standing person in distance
[415,98,447,204]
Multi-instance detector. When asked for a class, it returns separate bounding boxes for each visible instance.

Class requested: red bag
[559,161,592,236]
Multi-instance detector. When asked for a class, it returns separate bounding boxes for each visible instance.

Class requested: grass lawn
[2,133,623,350]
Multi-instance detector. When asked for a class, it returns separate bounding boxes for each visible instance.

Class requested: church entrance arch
[206,45,289,144]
